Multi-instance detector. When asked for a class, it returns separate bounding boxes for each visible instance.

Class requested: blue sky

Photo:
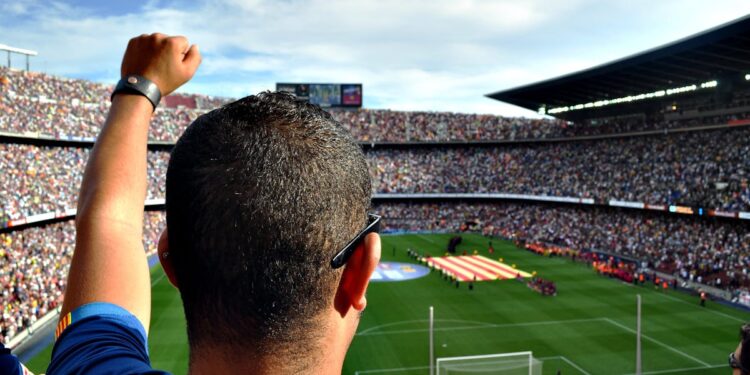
[1,1,749,116]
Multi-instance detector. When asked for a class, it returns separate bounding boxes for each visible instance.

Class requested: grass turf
[25,233,750,374]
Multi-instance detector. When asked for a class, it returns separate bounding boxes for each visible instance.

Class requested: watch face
[112,75,160,109]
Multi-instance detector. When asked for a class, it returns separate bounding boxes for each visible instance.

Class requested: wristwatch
[111,74,162,110]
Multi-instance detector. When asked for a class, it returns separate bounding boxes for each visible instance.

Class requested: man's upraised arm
[60,34,201,332]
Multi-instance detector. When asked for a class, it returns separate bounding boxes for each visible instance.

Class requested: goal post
[436,351,542,375]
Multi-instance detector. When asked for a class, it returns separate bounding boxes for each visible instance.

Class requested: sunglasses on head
[330,213,381,269]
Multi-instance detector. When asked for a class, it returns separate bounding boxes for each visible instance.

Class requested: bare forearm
[63,95,154,326]
[77,95,152,231]
[60,33,201,332]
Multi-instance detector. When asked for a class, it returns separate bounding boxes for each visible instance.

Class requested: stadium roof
[487,15,750,118]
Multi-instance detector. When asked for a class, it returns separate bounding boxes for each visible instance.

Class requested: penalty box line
[353,356,591,375]
[355,317,713,373]
[352,355,592,375]
[538,356,592,375]
[356,317,607,336]
[624,363,726,375]
[352,357,728,375]
[602,318,710,367]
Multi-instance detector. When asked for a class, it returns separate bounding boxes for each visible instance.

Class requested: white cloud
[1,2,32,15]
[1,0,749,116]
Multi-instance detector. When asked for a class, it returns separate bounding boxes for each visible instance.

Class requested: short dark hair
[165,92,371,356]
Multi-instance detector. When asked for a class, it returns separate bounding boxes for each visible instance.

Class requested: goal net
[436,352,542,375]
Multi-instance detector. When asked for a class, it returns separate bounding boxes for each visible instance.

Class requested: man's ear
[334,233,381,317]
[157,229,179,288]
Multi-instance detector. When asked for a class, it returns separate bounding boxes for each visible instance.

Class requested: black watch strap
[111,75,162,110]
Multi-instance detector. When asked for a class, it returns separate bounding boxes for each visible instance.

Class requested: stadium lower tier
[374,202,749,290]
[2,202,748,345]
[1,125,749,222]
[0,212,164,344]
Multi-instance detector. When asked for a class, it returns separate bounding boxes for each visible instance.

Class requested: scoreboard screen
[310,84,341,106]
[341,84,362,106]
[276,83,310,101]
[276,83,362,108]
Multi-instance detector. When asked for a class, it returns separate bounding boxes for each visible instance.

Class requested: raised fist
[121,33,201,96]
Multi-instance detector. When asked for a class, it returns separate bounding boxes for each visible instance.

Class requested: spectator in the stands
[0,212,164,344]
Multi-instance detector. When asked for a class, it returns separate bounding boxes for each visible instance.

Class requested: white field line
[602,318,710,367]
[151,272,166,287]
[358,319,494,335]
[624,363,726,375]
[356,317,607,337]
[356,356,591,375]
[418,233,747,325]
[352,357,726,375]
[560,356,593,375]
[146,272,173,331]
[353,364,430,374]
[538,356,592,375]
[657,291,745,323]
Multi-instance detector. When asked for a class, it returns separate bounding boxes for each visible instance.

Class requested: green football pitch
[25,233,749,374]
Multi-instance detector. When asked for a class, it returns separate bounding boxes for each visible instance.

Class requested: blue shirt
[47,303,170,375]
[0,343,25,375]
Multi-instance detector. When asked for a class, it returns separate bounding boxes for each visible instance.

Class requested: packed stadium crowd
[0,211,166,344]
[1,125,748,222]
[4,203,748,342]
[0,91,203,143]
[3,67,749,143]
[0,66,218,142]
[8,201,747,343]
[369,127,750,211]
[330,109,570,142]
[0,144,169,222]
[0,222,73,344]
[375,202,750,291]
[0,67,110,103]
[2,66,750,347]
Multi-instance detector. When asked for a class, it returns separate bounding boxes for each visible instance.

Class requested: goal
[435,351,542,375]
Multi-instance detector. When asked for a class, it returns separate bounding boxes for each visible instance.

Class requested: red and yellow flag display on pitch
[426,255,532,281]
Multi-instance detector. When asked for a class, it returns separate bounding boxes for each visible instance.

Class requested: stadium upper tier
[2,66,749,143]
[1,125,748,223]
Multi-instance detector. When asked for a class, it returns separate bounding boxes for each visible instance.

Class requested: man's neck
[190,354,310,375]
[187,326,351,375]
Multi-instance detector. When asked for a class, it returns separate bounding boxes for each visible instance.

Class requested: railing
[1,117,748,148]
[2,193,748,232]
[7,306,61,350]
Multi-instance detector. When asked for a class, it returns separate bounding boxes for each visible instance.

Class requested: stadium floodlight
[0,43,38,71]
[436,352,542,375]
[665,84,696,96]
[546,80,718,115]
[0,44,38,56]
[746,74,750,81]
